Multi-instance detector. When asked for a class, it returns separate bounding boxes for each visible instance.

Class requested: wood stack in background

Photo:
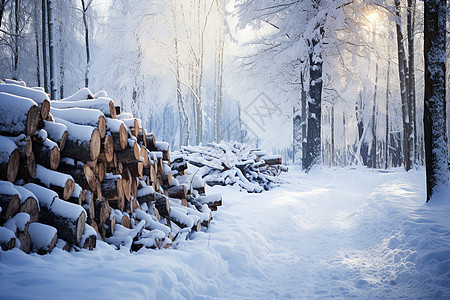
[0,80,218,254]
[172,142,287,194]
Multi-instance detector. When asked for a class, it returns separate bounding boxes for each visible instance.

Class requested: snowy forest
[1,0,448,166]
[0,0,450,299]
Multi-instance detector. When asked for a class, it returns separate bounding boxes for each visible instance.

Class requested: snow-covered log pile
[0,79,217,254]
[171,142,288,195]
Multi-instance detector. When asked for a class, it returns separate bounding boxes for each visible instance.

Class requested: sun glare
[366,11,379,26]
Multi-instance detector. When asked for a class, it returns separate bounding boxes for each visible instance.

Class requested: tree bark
[370,63,379,168]
[407,0,417,165]
[41,0,48,93]
[81,0,90,87]
[304,23,324,171]
[424,0,448,202]
[394,0,412,171]
[47,0,56,99]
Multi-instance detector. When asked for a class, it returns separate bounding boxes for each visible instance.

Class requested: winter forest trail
[204,167,449,299]
[1,167,450,299]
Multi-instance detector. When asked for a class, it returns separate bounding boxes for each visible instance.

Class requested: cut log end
[25,136,32,157]
[26,105,40,137]
[109,100,116,119]
[1,194,20,221]
[76,212,86,244]
[83,164,97,191]
[104,135,114,162]
[41,99,50,120]
[60,131,67,152]
[49,146,60,171]
[98,115,106,139]
[90,129,101,161]
[63,179,75,201]
[20,197,39,222]
[119,124,128,150]
[7,149,19,183]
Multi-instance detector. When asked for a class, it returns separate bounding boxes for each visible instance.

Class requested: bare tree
[81,0,91,88]
[394,0,413,171]
[47,0,57,98]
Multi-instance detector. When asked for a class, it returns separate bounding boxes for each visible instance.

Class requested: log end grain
[76,212,86,244]
[7,149,19,183]
[41,99,50,120]
[109,100,116,119]
[104,135,114,162]
[98,115,106,139]
[60,131,67,152]
[49,146,60,171]
[26,105,40,137]
[119,124,128,150]
[83,164,97,191]
[90,129,101,161]
[62,179,75,201]
[19,197,39,222]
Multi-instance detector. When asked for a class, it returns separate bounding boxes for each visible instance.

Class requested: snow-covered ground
[1,167,449,299]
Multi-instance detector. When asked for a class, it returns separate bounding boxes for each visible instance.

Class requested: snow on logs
[23,183,86,244]
[0,84,50,119]
[0,92,40,137]
[172,142,287,193]
[51,107,106,138]
[0,81,219,254]
[50,97,116,119]
[0,136,20,182]
[54,117,101,162]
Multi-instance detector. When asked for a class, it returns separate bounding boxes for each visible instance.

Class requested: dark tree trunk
[424,0,448,202]
[81,0,90,88]
[304,24,324,172]
[0,0,8,28]
[47,0,56,99]
[13,0,19,78]
[407,0,417,164]
[41,0,48,93]
[385,58,391,170]
[301,70,308,169]
[395,0,413,171]
[34,2,41,87]
[370,63,379,168]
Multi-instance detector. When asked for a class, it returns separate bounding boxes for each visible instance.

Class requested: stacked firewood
[171,142,287,194]
[0,79,219,254]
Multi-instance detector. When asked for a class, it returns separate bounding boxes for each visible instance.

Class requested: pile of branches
[0,79,220,254]
[171,142,287,193]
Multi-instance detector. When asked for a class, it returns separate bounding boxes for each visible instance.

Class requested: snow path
[1,167,449,299]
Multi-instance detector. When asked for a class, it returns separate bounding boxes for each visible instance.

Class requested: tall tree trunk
[173,3,189,147]
[13,0,19,79]
[370,62,379,168]
[304,24,324,171]
[81,0,90,88]
[0,0,8,28]
[424,0,448,202]
[394,0,412,171]
[214,27,224,143]
[407,0,417,165]
[385,58,391,170]
[343,111,347,166]
[42,0,48,93]
[58,14,64,98]
[34,1,41,86]
[301,71,308,170]
[47,0,56,99]
[331,105,335,166]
